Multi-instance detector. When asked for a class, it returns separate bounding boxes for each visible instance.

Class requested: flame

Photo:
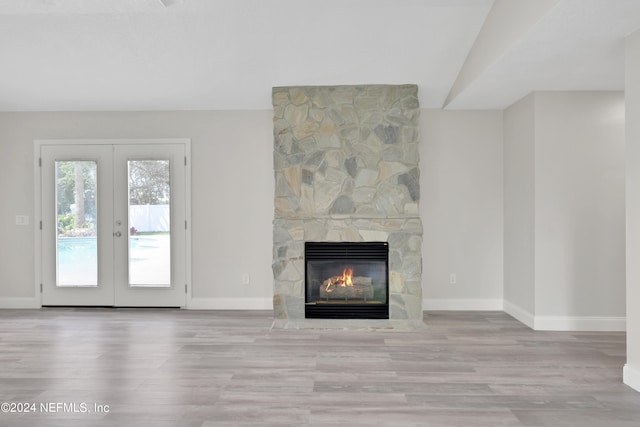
[325,267,354,292]
[339,267,354,287]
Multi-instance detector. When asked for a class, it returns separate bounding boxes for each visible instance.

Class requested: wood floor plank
[0,309,638,426]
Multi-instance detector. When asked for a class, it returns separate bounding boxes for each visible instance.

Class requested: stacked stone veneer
[272,84,423,328]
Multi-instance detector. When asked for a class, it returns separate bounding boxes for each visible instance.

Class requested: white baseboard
[503,300,626,331]
[624,364,640,393]
[534,315,626,331]
[0,297,40,309]
[423,298,503,311]
[0,296,272,310]
[187,297,272,310]
[1,296,626,333]
[503,300,535,328]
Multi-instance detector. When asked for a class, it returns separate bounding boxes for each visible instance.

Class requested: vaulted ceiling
[1,0,639,111]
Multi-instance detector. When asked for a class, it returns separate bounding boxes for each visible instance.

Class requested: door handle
[114,231,122,237]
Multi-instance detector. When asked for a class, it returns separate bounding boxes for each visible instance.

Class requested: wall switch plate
[449,273,457,285]
[15,215,29,226]
[242,273,250,285]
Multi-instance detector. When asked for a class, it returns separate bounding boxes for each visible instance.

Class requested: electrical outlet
[15,215,30,226]
[449,273,457,285]
[242,273,250,286]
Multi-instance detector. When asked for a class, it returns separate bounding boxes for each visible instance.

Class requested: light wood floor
[0,309,638,427]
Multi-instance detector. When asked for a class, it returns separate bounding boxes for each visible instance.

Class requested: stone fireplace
[272,84,423,329]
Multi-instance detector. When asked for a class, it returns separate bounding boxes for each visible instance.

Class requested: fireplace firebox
[305,242,389,319]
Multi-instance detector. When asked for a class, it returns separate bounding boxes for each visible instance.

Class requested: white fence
[129,205,170,232]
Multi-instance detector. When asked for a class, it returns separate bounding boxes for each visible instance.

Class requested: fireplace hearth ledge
[271,318,427,331]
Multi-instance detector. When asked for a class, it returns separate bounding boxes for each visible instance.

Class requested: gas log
[319,276,374,300]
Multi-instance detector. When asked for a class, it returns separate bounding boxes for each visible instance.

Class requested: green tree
[55,161,97,230]
[128,160,170,205]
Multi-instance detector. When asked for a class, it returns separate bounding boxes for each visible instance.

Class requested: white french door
[39,141,189,307]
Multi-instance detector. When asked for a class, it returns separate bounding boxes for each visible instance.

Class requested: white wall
[0,111,275,308]
[503,92,626,330]
[421,109,504,310]
[0,104,626,331]
[625,29,640,392]
[0,114,35,302]
[0,109,507,311]
[535,92,626,320]
[503,94,536,323]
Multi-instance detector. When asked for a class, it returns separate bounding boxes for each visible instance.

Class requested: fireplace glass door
[305,242,389,319]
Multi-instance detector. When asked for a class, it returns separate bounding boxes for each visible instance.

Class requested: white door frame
[34,138,192,307]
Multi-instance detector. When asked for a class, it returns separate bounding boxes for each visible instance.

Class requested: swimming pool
[57,235,170,286]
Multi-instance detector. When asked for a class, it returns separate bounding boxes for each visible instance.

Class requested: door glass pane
[55,161,98,287]
[128,160,171,287]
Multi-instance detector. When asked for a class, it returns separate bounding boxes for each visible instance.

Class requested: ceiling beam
[443,0,561,108]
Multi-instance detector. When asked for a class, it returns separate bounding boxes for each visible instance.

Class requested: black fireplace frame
[304,241,389,319]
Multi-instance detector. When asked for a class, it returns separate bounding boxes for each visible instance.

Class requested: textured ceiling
[0,0,639,111]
